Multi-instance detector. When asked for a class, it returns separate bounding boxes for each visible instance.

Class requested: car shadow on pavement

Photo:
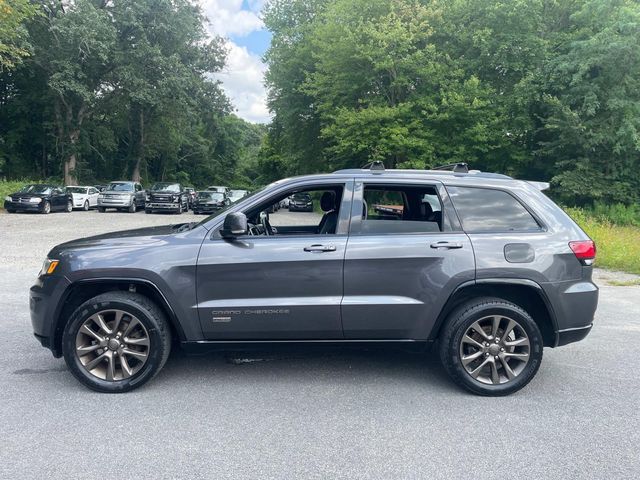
[152,344,459,392]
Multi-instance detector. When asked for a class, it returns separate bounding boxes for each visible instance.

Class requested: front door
[196,181,353,340]
[341,180,475,339]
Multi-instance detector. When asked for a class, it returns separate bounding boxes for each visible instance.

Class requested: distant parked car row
[3,182,251,214]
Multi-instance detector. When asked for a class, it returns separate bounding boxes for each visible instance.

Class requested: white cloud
[200,0,271,124]
[215,42,271,123]
[201,0,263,37]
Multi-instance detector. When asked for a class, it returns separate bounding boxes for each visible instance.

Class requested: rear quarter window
[447,186,541,233]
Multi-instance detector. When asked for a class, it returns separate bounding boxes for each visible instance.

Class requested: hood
[10,192,50,199]
[51,224,184,253]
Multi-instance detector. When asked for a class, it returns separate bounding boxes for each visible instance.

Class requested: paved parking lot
[1,209,639,479]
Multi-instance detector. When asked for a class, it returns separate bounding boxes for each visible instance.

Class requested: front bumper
[289,204,313,211]
[4,200,43,212]
[146,202,181,211]
[98,197,133,208]
[30,274,71,357]
[193,204,223,213]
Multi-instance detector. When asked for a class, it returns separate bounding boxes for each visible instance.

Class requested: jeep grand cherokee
[30,164,598,395]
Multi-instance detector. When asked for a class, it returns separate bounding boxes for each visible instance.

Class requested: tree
[0,0,39,71]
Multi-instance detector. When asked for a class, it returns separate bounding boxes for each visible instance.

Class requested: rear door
[341,179,475,339]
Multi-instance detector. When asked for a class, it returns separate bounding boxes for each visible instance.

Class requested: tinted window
[107,183,134,192]
[19,184,52,194]
[361,184,443,233]
[447,186,540,232]
[150,183,180,192]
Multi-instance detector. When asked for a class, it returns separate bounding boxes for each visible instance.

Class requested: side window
[245,185,344,235]
[90,188,97,194]
[361,184,443,234]
[447,186,541,233]
[135,184,142,192]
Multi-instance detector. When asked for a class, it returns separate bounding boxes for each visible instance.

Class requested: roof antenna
[361,160,385,172]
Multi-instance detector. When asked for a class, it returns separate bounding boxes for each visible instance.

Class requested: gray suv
[98,181,146,213]
[30,164,598,395]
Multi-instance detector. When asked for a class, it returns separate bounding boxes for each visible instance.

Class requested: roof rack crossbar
[432,162,469,173]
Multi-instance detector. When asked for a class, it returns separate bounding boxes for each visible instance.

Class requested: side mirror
[221,212,248,238]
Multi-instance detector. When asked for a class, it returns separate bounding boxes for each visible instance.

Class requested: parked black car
[4,184,72,214]
[288,192,313,212]
[145,182,189,214]
[192,191,230,214]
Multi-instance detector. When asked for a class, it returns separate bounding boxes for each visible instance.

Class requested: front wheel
[42,201,51,214]
[62,292,172,393]
[128,201,136,213]
[66,200,73,212]
[438,298,543,396]
[83,200,89,211]
[98,206,106,213]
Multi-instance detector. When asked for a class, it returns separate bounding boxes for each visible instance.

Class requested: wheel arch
[51,278,186,357]
[431,279,558,347]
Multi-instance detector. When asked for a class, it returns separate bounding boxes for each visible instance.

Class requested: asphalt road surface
[1,209,639,479]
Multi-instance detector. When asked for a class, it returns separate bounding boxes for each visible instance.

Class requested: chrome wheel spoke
[491,316,501,337]
[105,353,116,381]
[471,321,490,341]
[119,353,133,379]
[504,337,529,348]
[502,319,517,341]
[461,350,484,366]
[111,311,124,333]
[122,348,148,362]
[462,334,483,349]
[124,336,149,347]
[123,317,141,337]
[80,324,104,343]
[490,360,500,384]
[500,357,516,380]
[93,314,112,335]
[504,352,529,362]
[76,344,102,357]
[469,358,490,378]
[84,352,108,371]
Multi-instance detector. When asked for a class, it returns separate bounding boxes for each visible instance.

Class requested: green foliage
[0,0,40,71]
[263,0,640,205]
[565,207,640,274]
[0,178,40,201]
[0,0,266,188]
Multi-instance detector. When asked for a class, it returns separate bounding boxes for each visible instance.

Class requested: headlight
[29,197,42,204]
[98,194,104,199]
[39,258,59,276]
[4,196,11,201]
[172,195,179,202]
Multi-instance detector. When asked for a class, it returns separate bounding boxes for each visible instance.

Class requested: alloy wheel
[459,315,531,385]
[75,309,150,381]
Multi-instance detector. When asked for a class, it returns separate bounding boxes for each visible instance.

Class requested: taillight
[569,240,596,261]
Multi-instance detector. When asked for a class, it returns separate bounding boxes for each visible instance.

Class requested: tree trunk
[64,129,79,185]
[132,109,144,182]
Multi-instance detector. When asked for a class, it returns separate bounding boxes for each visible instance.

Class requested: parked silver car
[97,181,146,213]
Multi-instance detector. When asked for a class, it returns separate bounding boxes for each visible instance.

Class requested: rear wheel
[62,292,171,393]
[438,297,543,396]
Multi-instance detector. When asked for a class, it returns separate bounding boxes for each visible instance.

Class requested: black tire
[98,206,106,213]
[177,203,183,214]
[83,200,89,211]
[62,291,172,393]
[145,208,152,214]
[6,209,15,213]
[66,200,73,212]
[42,201,51,214]
[438,297,543,396]
[128,201,136,213]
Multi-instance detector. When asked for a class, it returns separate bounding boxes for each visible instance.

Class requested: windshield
[107,182,134,192]
[198,192,224,200]
[292,193,311,201]
[19,184,51,194]
[66,187,87,194]
[151,183,180,192]
[207,186,226,193]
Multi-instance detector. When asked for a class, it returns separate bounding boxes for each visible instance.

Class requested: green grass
[0,179,40,205]
[565,207,640,275]
[607,279,640,287]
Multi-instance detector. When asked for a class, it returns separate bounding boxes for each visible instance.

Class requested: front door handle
[430,241,463,249]
[304,244,337,253]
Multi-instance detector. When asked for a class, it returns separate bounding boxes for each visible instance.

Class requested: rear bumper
[555,324,592,347]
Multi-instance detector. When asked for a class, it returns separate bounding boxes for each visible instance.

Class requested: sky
[200,0,273,124]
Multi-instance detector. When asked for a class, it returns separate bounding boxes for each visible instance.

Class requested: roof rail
[432,162,469,173]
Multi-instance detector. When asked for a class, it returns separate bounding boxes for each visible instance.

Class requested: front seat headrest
[320,191,336,212]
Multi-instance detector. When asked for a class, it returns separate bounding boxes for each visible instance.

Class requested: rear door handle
[304,244,337,252]
[430,241,463,249]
